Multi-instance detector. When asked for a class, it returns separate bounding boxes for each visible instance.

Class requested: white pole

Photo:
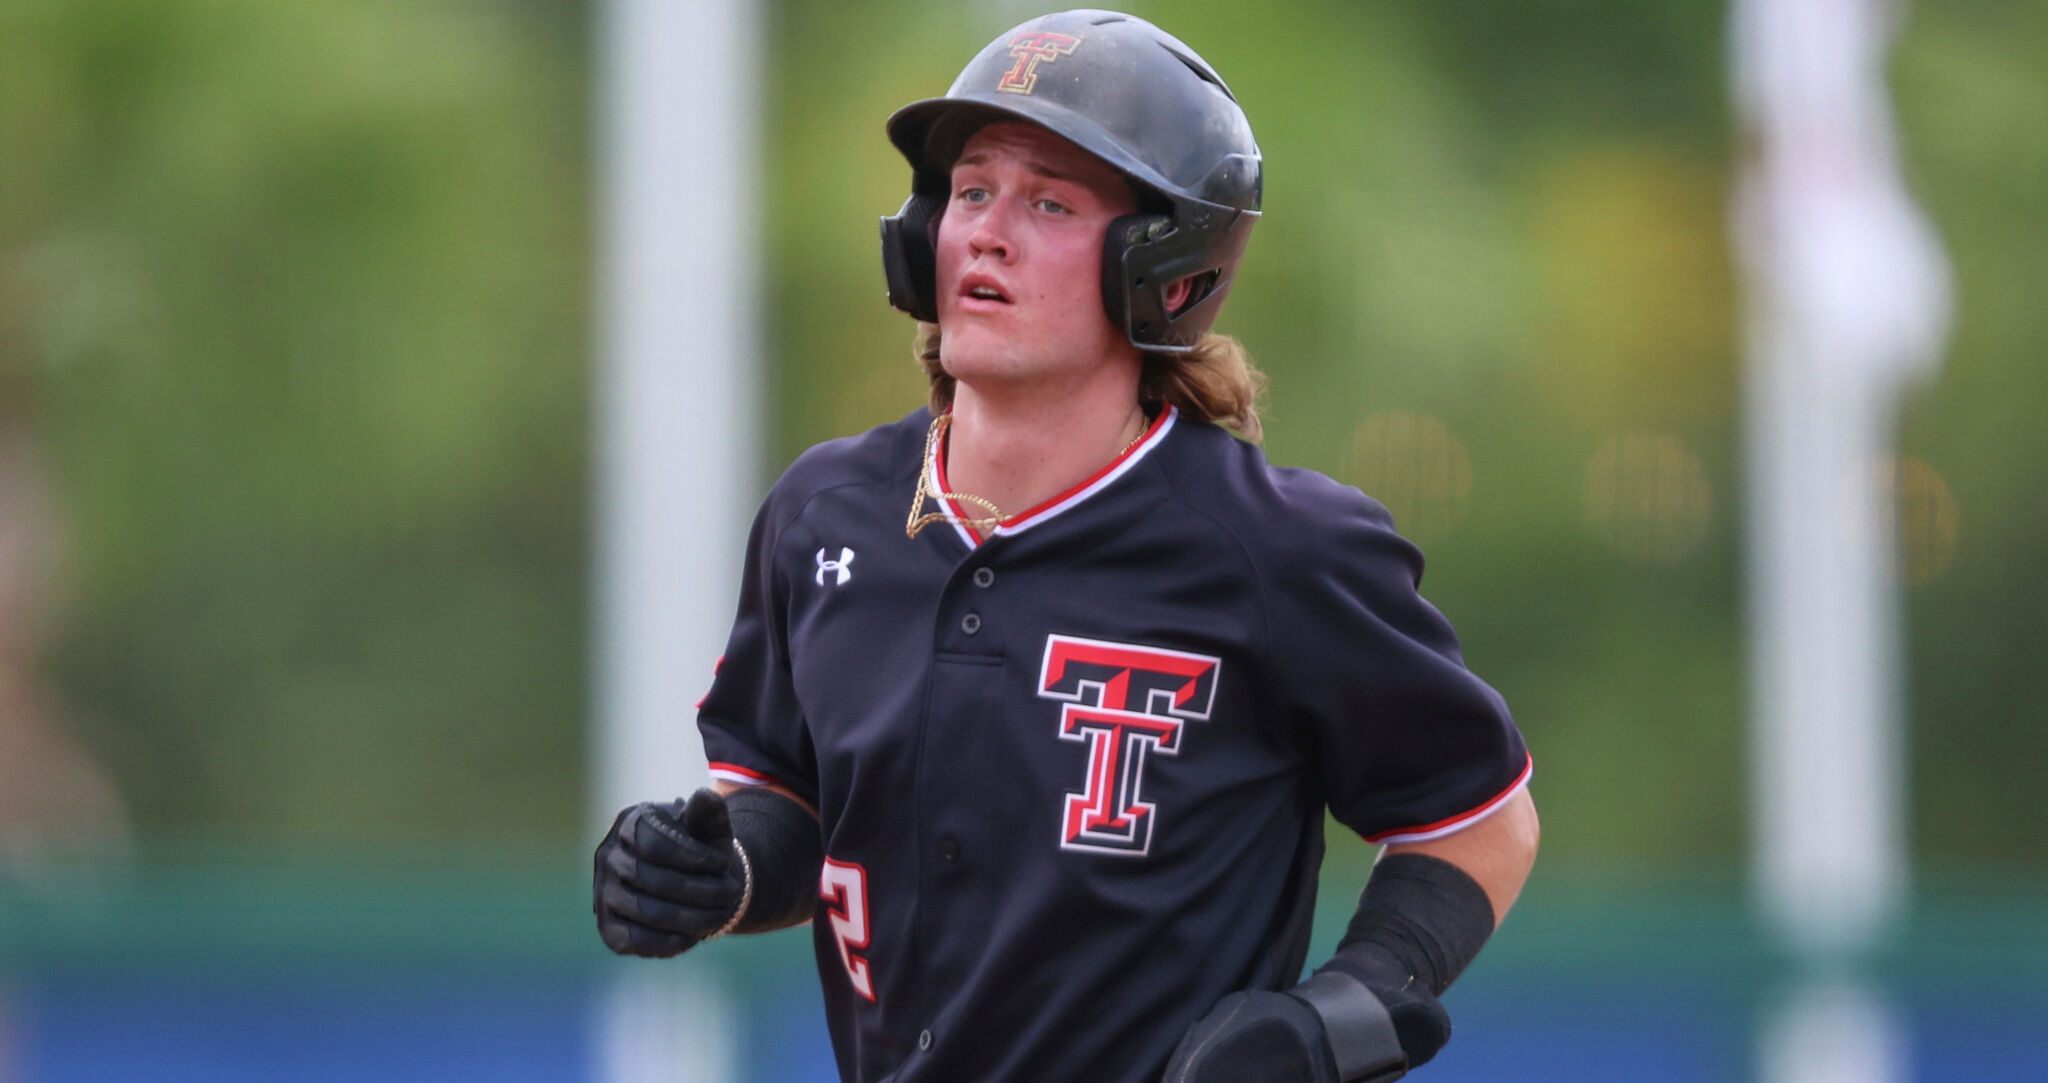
[1759,978,1909,1083]
[592,0,762,1080]
[1732,0,1949,1078]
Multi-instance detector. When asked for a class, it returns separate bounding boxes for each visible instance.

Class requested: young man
[595,11,1536,1082]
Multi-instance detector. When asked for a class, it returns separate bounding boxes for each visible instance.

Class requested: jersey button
[918,1029,934,1052]
[972,567,995,588]
[961,613,982,635]
[939,837,960,863]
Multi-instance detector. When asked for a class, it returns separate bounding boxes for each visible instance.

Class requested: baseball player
[594,10,1537,1082]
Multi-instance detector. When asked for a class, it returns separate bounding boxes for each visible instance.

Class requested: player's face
[934,122,1140,391]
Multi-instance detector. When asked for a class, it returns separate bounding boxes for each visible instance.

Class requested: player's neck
[943,376,1148,521]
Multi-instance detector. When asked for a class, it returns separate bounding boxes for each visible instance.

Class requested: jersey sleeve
[696,494,820,806]
[1266,480,1529,844]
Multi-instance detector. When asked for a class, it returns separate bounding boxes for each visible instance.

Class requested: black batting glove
[1163,988,1341,1083]
[1164,971,1447,1082]
[593,788,747,958]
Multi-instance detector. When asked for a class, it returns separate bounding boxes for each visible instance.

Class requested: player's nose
[966,198,1016,262]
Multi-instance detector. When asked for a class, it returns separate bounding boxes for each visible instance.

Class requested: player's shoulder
[1158,416,1398,540]
[760,406,930,523]
[1155,415,1418,583]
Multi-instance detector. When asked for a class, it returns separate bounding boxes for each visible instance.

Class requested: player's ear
[1165,275,1194,315]
[1163,271,1222,317]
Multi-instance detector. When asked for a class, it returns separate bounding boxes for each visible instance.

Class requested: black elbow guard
[724,787,825,934]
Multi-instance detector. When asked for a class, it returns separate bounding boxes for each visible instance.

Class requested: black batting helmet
[879,9,1262,353]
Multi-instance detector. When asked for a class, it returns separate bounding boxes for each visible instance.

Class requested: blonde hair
[912,322,1267,443]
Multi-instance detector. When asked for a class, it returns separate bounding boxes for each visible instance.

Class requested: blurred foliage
[2,0,2044,869]
[1892,1,2048,858]
[1,0,592,843]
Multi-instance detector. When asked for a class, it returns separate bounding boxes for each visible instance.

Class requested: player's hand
[1163,979,1448,1082]
[1163,988,1341,1082]
[593,788,747,958]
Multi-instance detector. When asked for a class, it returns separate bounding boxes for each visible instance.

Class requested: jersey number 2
[819,858,876,1002]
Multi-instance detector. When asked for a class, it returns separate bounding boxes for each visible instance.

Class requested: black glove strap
[1289,971,1407,1082]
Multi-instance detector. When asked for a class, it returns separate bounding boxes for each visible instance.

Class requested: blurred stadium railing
[4,845,2045,1081]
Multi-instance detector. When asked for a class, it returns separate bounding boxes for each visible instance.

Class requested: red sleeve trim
[1362,753,1534,845]
[707,761,782,788]
[694,655,724,710]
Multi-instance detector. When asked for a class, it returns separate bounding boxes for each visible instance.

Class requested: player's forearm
[1298,792,1538,1074]
[718,785,825,934]
[1381,786,1539,925]
[1169,813,1530,1080]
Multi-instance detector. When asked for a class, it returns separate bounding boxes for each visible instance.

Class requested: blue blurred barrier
[2,850,2043,1081]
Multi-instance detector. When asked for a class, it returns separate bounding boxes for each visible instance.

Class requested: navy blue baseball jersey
[697,405,1530,1083]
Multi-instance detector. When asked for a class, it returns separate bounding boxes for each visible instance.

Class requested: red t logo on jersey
[997,32,1081,95]
[1038,635,1222,856]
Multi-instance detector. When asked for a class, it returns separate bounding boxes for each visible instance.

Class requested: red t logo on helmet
[1037,634,1221,856]
[997,32,1081,95]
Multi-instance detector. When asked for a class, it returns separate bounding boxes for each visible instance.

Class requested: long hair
[912,322,1267,443]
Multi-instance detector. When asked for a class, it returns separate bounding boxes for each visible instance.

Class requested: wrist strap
[1289,971,1407,1082]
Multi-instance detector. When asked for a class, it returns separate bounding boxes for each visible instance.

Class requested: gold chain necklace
[906,414,1005,538]
[905,411,1148,540]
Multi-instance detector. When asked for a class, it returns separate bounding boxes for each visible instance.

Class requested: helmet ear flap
[881,192,946,322]
[1103,205,1258,352]
[1106,212,1232,354]
[1102,213,1176,351]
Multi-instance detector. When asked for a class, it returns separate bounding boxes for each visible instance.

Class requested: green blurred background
[2,0,2044,1079]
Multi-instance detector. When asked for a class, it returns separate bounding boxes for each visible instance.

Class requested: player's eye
[956,186,990,204]
[1036,198,1068,215]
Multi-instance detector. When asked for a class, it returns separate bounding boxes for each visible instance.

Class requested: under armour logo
[815,547,855,586]
[998,31,1080,95]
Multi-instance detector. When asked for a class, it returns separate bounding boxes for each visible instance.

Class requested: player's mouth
[957,273,1012,306]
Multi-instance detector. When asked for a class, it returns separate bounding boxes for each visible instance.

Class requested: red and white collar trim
[931,406,1178,548]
